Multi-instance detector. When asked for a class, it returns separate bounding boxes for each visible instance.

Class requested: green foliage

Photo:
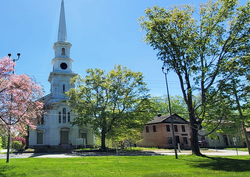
[0,135,7,149]
[12,141,22,151]
[67,65,154,150]
[139,0,250,155]
[151,95,188,118]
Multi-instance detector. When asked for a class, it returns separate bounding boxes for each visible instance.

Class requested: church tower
[29,0,94,148]
[48,0,76,99]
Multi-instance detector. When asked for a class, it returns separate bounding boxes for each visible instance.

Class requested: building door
[223,135,229,146]
[175,136,180,145]
[60,128,69,144]
[80,133,87,145]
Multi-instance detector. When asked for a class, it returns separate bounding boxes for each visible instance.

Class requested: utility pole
[162,66,178,159]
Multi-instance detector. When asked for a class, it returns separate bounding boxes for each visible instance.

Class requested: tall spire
[58,0,67,42]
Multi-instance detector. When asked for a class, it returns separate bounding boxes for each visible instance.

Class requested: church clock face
[60,62,68,70]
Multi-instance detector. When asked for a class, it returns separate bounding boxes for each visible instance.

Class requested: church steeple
[52,0,72,65]
[49,0,76,99]
[58,0,67,42]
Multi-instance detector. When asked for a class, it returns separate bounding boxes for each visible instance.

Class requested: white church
[29,0,94,148]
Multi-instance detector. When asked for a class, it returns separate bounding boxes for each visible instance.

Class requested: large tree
[0,56,43,163]
[139,0,250,156]
[67,65,153,150]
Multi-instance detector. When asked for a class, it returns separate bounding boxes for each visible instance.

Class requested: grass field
[1,155,250,177]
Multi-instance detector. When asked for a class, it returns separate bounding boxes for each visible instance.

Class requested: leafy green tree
[151,95,188,118]
[217,52,250,153]
[67,65,154,150]
[139,0,250,156]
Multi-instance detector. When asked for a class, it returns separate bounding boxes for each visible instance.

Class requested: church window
[41,115,44,125]
[63,108,66,123]
[37,130,43,144]
[68,112,70,122]
[63,84,65,92]
[62,48,65,55]
[59,112,61,123]
[37,113,45,125]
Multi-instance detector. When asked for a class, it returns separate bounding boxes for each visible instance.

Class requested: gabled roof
[146,113,188,125]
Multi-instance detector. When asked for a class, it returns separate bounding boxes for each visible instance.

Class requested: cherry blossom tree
[0,56,43,163]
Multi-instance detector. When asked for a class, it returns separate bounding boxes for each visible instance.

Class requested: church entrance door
[60,128,69,144]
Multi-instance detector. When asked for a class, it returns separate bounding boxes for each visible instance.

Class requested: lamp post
[6,53,20,163]
[162,66,178,159]
[8,53,20,74]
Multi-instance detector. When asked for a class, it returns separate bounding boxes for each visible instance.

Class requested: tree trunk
[101,128,106,151]
[25,126,29,149]
[188,103,202,156]
[6,133,10,163]
[232,82,250,155]
[190,127,202,156]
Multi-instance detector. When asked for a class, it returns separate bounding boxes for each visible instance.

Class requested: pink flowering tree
[0,56,43,163]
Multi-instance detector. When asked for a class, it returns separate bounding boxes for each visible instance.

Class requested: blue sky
[0,0,248,97]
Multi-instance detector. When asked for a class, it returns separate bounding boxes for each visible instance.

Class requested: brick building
[138,114,191,149]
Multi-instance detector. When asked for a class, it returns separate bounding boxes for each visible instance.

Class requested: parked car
[198,140,207,147]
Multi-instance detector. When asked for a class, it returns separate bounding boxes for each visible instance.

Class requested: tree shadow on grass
[188,156,250,172]
[0,164,24,177]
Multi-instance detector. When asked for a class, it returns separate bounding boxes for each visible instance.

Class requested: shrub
[12,141,22,151]
[13,137,26,149]
[1,136,7,149]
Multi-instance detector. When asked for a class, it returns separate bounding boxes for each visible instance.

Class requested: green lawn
[224,148,248,152]
[1,155,250,176]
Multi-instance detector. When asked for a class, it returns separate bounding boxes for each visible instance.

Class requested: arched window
[59,112,61,123]
[68,112,70,122]
[62,48,65,55]
[63,108,66,123]
[63,84,65,92]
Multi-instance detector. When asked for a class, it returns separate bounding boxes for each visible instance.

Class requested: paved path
[0,149,249,159]
[153,149,249,156]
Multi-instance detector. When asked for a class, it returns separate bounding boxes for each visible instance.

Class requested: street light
[6,53,20,163]
[162,66,178,159]
[8,53,20,74]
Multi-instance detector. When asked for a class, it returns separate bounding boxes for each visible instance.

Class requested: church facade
[29,0,94,148]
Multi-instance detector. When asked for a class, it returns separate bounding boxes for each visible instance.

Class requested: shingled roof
[146,113,188,125]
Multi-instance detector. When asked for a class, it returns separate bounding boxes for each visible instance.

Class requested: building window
[41,115,44,125]
[166,125,170,132]
[63,108,66,123]
[168,137,172,144]
[153,125,156,132]
[181,125,185,132]
[174,125,178,132]
[62,48,65,55]
[59,112,61,123]
[37,114,44,125]
[63,84,65,92]
[146,126,149,133]
[68,112,70,122]
[183,137,188,144]
[37,131,43,144]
